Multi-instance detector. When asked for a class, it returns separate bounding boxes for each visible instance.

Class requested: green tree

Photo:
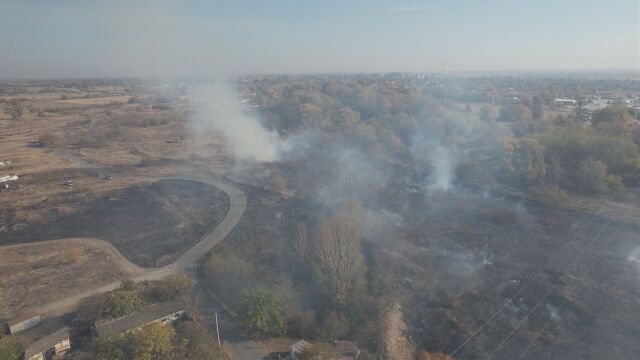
[0,337,26,360]
[173,321,223,360]
[82,335,128,360]
[531,95,544,120]
[239,288,286,336]
[82,323,176,360]
[101,291,146,318]
[127,323,175,360]
[575,158,609,194]
[591,104,631,127]
[500,137,546,186]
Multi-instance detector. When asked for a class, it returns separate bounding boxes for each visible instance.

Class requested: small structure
[0,175,18,183]
[554,98,577,106]
[286,340,360,360]
[6,312,41,334]
[334,340,361,359]
[24,326,70,360]
[288,340,312,360]
[94,302,185,338]
[63,180,73,186]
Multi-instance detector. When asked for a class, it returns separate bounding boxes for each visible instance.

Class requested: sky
[0,0,638,78]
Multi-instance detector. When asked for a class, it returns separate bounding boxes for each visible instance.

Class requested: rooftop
[7,312,39,327]
[24,327,69,359]
[94,302,184,337]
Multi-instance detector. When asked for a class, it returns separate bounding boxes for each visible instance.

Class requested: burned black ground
[0,179,230,267]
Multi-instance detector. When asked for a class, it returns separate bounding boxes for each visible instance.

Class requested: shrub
[239,288,286,336]
[500,137,546,186]
[529,185,568,206]
[142,274,193,302]
[0,337,27,360]
[101,291,146,318]
[319,311,350,342]
[38,132,60,146]
[287,311,319,339]
[575,158,609,194]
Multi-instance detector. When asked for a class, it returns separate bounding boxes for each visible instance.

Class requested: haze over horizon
[1,0,638,79]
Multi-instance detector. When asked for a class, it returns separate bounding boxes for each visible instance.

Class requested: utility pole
[215,312,221,348]
[347,174,354,195]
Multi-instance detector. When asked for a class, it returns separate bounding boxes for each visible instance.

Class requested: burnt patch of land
[0,179,230,267]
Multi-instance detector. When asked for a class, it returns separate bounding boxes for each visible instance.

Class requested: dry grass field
[0,240,130,317]
[0,81,235,317]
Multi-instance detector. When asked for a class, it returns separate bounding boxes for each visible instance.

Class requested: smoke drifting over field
[411,138,457,192]
[188,83,289,163]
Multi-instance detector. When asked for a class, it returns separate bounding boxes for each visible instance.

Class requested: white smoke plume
[427,143,457,192]
[411,135,458,192]
[188,82,288,163]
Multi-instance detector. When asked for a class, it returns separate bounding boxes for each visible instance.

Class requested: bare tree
[313,216,365,307]
[292,223,307,260]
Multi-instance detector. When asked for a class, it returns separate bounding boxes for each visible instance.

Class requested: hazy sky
[1,0,638,78]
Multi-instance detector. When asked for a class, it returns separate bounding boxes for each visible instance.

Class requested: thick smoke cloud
[188,83,289,163]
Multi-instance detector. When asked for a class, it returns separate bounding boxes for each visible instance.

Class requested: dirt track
[0,237,145,275]
[13,149,247,317]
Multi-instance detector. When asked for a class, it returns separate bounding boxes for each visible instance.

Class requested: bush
[632,125,640,146]
[529,185,568,206]
[101,291,146,318]
[239,288,286,336]
[142,274,193,302]
[500,137,546,186]
[82,323,175,360]
[0,337,26,360]
[575,158,609,194]
[319,311,350,342]
[203,247,257,301]
[38,132,60,146]
[287,311,319,339]
[173,321,224,359]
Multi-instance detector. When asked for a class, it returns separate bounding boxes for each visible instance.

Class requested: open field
[0,179,230,267]
[0,239,132,317]
[0,82,241,320]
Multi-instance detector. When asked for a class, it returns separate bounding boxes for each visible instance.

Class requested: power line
[516,221,624,360]
[483,212,617,360]
[446,208,605,359]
